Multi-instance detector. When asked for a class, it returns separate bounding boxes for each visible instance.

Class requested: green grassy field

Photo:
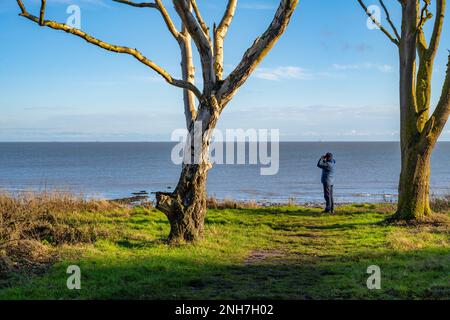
[1,204,449,299]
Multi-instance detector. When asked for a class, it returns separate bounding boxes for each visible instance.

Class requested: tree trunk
[394,2,432,221]
[394,144,432,220]
[356,0,449,222]
[156,98,220,244]
[156,162,209,243]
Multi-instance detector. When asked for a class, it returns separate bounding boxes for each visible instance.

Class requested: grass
[0,195,449,300]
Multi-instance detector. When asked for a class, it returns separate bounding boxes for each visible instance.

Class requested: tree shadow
[115,238,167,248]
[1,247,448,300]
[303,221,376,230]
[223,207,320,217]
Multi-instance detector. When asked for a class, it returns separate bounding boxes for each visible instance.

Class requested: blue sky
[0,0,449,141]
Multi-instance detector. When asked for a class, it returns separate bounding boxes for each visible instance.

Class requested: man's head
[325,152,333,161]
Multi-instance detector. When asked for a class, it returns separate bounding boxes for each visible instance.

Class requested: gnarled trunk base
[156,163,209,244]
[393,147,432,221]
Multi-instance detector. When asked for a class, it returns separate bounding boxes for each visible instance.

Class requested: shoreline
[110,193,397,208]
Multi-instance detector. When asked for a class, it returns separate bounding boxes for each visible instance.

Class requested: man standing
[317,153,336,213]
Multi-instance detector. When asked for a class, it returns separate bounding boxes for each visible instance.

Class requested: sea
[0,142,449,204]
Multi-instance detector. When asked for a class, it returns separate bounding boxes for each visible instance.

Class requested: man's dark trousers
[323,183,334,213]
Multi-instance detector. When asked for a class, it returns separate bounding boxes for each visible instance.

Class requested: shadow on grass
[215,207,392,219]
[221,207,320,217]
[115,238,167,249]
[304,221,377,230]
[1,247,448,300]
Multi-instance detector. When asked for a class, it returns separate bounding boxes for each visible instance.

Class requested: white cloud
[254,65,348,82]
[332,64,361,70]
[254,66,313,81]
[376,64,393,73]
[333,63,393,73]
[253,63,393,82]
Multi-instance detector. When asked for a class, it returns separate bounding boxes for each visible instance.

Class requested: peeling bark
[179,22,197,128]
[214,0,237,80]
[156,98,219,244]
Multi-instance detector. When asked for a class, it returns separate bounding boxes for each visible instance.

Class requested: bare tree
[15,0,299,242]
[357,0,450,220]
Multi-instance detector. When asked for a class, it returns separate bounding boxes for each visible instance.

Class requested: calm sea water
[0,142,449,203]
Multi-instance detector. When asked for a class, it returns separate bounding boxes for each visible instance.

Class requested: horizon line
[0,140,449,143]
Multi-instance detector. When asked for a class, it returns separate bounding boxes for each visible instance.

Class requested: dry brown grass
[387,211,450,227]
[206,196,259,209]
[373,202,397,214]
[431,194,450,213]
[387,215,450,251]
[0,191,123,277]
[386,208,450,251]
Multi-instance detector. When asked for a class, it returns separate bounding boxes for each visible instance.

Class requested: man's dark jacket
[317,158,336,185]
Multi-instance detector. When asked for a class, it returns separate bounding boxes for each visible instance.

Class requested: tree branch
[415,26,431,132]
[190,0,210,41]
[427,0,446,60]
[113,0,180,40]
[113,0,197,126]
[17,0,26,14]
[398,0,420,138]
[415,0,446,132]
[16,5,202,100]
[214,0,238,80]
[39,0,46,26]
[379,0,401,41]
[180,24,197,128]
[424,52,450,144]
[154,0,181,40]
[112,0,157,8]
[417,0,432,30]
[357,0,400,46]
[174,0,215,94]
[217,0,299,106]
